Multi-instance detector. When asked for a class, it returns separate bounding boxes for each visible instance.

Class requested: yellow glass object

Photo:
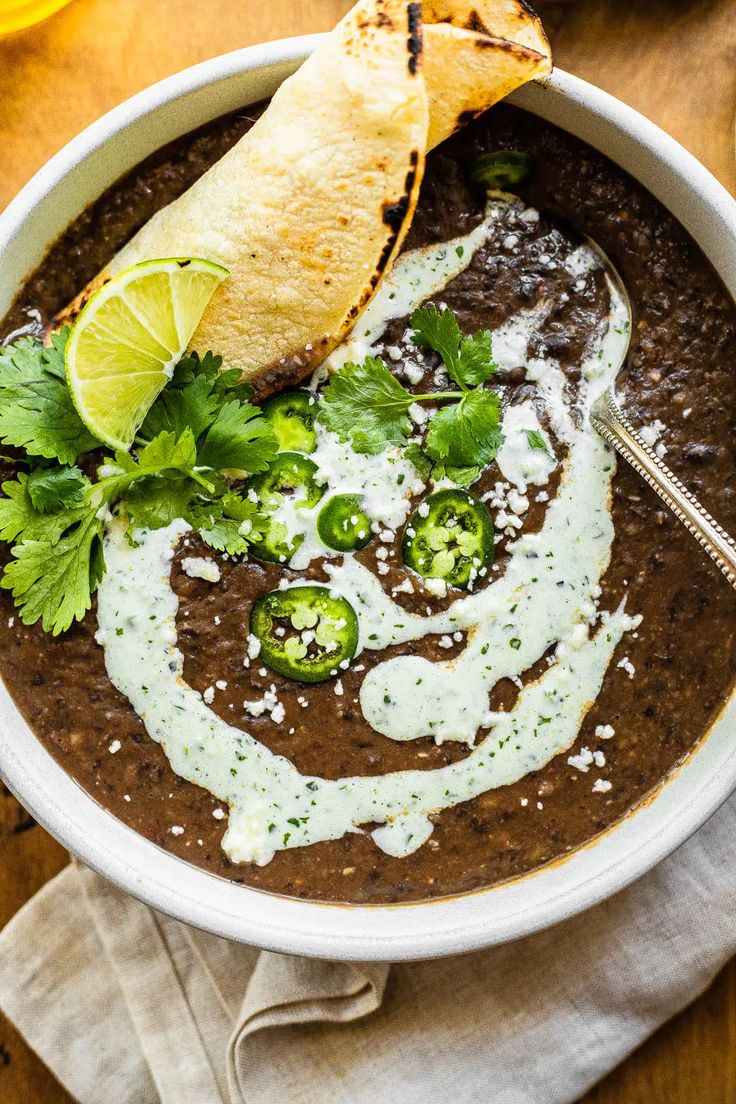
[0,0,74,35]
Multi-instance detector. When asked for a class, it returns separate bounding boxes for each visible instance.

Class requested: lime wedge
[65,257,228,450]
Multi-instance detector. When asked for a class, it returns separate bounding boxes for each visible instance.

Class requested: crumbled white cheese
[404,361,425,386]
[391,578,414,596]
[593,750,606,767]
[617,656,635,679]
[181,556,221,583]
[639,419,666,449]
[592,779,613,794]
[108,739,121,754]
[567,746,594,773]
[203,686,215,705]
[595,724,615,740]
[212,807,226,820]
[424,577,447,598]
[244,685,284,723]
[170,825,185,836]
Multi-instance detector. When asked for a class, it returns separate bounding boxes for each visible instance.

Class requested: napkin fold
[2,794,736,1104]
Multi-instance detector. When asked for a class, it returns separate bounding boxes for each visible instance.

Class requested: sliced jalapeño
[262,389,317,453]
[250,585,359,683]
[470,149,534,192]
[402,488,494,590]
[317,493,372,553]
[248,452,324,564]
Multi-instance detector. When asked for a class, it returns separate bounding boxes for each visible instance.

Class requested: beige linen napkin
[2,793,736,1104]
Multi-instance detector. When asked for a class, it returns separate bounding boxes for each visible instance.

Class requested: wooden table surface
[0,0,734,1100]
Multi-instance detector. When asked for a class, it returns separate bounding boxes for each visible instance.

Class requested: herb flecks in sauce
[95,202,640,863]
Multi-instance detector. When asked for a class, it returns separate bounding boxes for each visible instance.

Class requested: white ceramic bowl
[1,36,735,962]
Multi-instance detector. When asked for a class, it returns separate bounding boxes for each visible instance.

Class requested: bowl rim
[1,36,735,962]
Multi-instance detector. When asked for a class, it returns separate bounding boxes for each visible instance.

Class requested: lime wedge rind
[65,257,228,451]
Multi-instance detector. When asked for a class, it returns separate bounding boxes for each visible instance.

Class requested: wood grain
[0,1,734,1101]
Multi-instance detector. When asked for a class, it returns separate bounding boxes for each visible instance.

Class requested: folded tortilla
[60,0,551,389]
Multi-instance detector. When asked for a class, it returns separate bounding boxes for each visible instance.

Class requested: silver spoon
[587,243,736,590]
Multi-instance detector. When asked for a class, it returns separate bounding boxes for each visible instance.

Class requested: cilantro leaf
[319,357,414,454]
[122,475,195,533]
[1,510,104,634]
[140,372,220,441]
[425,389,504,469]
[27,465,89,513]
[410,306,462,376]
[0,475,86,544]
[404,442,433,481]
[171,350,222,386]
[135,429,198,474]
[141,351,256,444]
[198,401,277,473]
[410,306,497,388]
[196,494,267,556]
[172,351,253,404]
[457,331,497,387]
[0,330,99,462]
[436,463,482,487]
[525,428,552,456]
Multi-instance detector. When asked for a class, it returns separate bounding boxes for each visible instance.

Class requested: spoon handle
[590,387,736,589]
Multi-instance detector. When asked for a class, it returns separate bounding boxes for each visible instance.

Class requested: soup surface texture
[1,104,734,903]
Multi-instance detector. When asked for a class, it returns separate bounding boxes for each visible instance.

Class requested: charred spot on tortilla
[407,2,423,73]
[457,109,482,127]
[477,35,538,55]
[465,10,490,34]
[359,0,395,31]
[382,152,420,233]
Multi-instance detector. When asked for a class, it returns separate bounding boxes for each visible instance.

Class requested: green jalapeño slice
[402,488,494,590]
[317,493,372,553]
[470,149,534,193]
[262,389,317,453]
[249,452,324,564]
[251,585,359,683]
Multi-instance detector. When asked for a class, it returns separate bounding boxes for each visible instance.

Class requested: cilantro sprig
[319,305,504,483]
[0,339,275,634]
[0,328,98,463]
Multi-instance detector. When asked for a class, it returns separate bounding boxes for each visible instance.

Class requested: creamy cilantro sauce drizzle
[96,197,638,864]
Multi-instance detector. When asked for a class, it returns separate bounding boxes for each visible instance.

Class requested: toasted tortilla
[424,0,549,53]
[424,23,550,149]
[423,1,551,148]
[61,0,428,383]
[59,0,551,391]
